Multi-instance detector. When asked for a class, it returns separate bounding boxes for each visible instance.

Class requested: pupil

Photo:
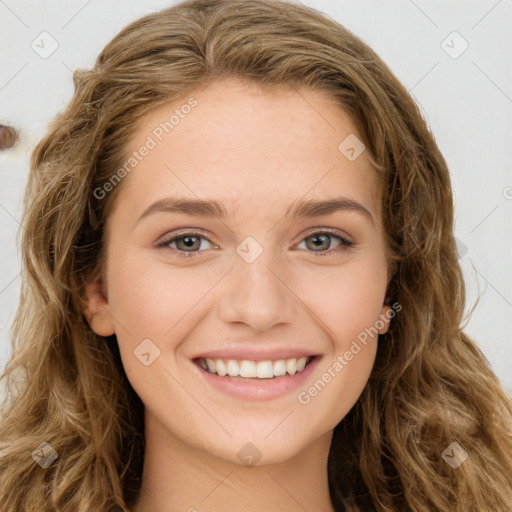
[179,236,199,250]
[309,234,329,251]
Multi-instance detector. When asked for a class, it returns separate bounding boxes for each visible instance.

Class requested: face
[84,77,392,466]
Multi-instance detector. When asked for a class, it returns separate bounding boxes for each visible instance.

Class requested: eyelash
[156,229,354,259]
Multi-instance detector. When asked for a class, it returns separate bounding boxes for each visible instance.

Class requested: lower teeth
[224,374,278,380]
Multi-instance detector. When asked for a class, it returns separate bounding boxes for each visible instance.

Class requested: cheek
[106,252,219,347]
[110,274,185,325]
[333,272,385,345]
[292,256,388,347]
[104,257,213,397]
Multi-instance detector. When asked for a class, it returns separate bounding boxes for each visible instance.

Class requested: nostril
[0,124,19,150]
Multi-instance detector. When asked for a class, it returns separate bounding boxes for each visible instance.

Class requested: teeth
[240,360,256,378]
[286,358,297,375]
[296,356,307,372]
[227,360,240,377]
[216,359,227,376]
[273,360,287,377]
[256,360,273,378]
[198,356,312,379]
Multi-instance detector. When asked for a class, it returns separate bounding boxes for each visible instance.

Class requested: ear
[377,304,392,334]
[81,272,116,337]
[378,268,395,335]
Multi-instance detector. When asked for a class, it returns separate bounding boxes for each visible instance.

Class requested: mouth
[194,356,316,380]
[192,355,320,400]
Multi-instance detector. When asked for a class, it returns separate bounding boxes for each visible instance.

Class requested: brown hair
[1,0,511,510]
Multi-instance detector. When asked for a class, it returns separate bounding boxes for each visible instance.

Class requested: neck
[131,411,336,512]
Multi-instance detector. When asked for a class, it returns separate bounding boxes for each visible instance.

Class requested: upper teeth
[199,357,310,378]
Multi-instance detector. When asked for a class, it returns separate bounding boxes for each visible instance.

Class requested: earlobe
[82,273,116,337]
[378,269,396,335]
[377,304,392,334]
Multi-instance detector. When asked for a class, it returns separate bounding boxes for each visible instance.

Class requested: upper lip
[192,348,320,362]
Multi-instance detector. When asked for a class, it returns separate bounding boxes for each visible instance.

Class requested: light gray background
[1,0,511,394]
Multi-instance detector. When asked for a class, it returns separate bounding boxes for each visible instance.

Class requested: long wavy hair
[1,0,511,510]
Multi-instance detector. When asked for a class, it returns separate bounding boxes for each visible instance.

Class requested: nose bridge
[217,239,297,331]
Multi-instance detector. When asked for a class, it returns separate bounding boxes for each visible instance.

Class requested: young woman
[1,0,511,510]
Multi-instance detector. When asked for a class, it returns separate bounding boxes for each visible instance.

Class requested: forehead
[115,77,381,222]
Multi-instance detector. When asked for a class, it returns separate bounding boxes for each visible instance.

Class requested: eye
[297,230,353,255]
[157,232,217,258]
[156,229,353,258]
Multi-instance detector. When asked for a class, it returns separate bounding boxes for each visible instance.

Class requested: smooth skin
[83,77,393,512]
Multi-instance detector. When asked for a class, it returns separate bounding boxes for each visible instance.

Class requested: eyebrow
[135,195,374,226]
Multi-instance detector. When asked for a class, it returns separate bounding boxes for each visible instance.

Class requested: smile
[192,355,320,401]
[197,356,313,379]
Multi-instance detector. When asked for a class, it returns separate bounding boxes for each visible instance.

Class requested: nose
[217,248,298,332]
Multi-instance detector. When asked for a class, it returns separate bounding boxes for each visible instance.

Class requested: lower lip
[193,357,320,401]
